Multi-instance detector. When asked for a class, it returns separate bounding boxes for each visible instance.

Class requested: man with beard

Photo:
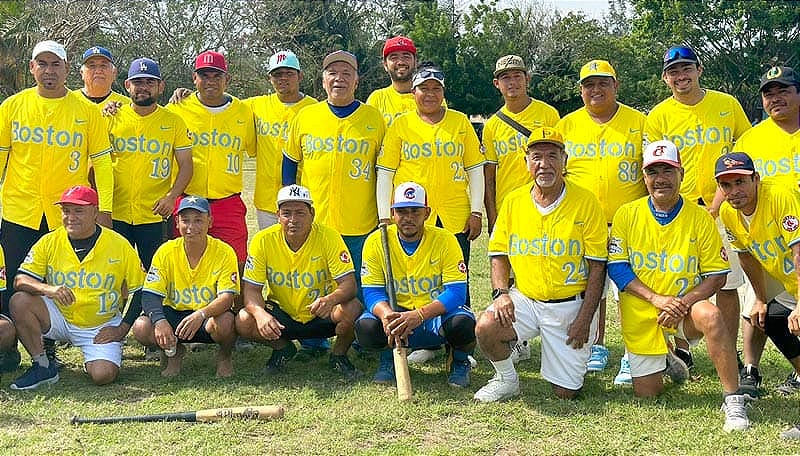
[367,36,422,127]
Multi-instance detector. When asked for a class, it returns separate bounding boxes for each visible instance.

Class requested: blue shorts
[342,234,368,302]
[356,306,474,349]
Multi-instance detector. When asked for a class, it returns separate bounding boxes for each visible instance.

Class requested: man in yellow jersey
[132,196,238,378]
[8,186,144,390]
[236,185,362,380]
[366,36,419,127]
[557,59,647,378]
[168,50,256,265]
[473,127,607,401]
[356,182,475,387]
[77,46,129,106]
[646,45,751,370]
[733,66,800,395]
[608,141,749,432]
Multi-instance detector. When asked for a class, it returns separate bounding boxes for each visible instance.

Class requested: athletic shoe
[263,343,297,375]
[780,424,800,440]
[586,344,609,372]
[721,394,750,432]
[614,355,632,385]
[468,355,478,368]
[407,348,438,364]
[474,374,520,402]
[510,341,531,364]
[447,351,471,388]
[329,354,361,381]
[738,365,762,400]
[44,338,63,371]
[295,346,330,362]
[665,351,690,384]
[674,347,694,370]
[10,361,59,390]
[0,348,21,373]
[373,350,395,384]
[144,345,161,361]
[776,371,800,396]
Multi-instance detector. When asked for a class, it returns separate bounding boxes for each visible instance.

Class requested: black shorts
[163,306,215,344]
[265,301,336,340]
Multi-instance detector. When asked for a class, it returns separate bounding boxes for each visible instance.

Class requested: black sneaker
[739,365,762,400]
[295,347,329,362]
[44,338,63,371]
[329,354,361,381]
[0,348,21,373]
[264,343,297,375]
[674,348,694,370]
[776,371,800,396]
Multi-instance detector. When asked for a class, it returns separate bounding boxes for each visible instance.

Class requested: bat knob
[70,415,78,425]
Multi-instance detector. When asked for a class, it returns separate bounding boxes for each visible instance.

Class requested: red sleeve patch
[782,215,799,232]
[340,251,351,263]
[457,260,468,274]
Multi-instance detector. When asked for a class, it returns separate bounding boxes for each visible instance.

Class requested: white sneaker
[468,355,478,368]
[407,349,438,365]
[614,355,632,385]
[721,394,750,432]
[474,374,520,402]
[510,341,531,364]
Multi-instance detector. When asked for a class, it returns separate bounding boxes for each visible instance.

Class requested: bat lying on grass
[71,405,285,425]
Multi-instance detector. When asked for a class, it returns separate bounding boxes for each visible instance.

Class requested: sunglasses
[663,46,699,65]
[416,69,445,81]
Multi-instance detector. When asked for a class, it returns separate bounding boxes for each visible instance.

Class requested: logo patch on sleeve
[457,260,468,274]
[608,237,623,255]
[720,247,728,262]
[146,267,160,283]
[782,215,799,232]
[230,272,238,284]
[360,265,369,277]
[340,251,351,263]
[244,256,255,271]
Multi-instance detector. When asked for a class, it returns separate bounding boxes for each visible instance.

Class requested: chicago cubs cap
[268,50,301,73]
[126,58,161,81]
[383,36,416,58]
[177,195,210,213]
[714,152,755,178]
[194,50,227,73]
[527,127,565,149]
[322,50,358,71]
[494,55,527,77]
[56,185,98,206]
[392,182,428,209]
[643,140,681,169]
[82,46,113,64]
[32,40,67,61]
[662,45,700,71]
[277,184,313,207]
[579,59,616,83]
[759,66,800,92]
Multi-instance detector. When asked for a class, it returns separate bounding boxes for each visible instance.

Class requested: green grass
[2,159,799,455]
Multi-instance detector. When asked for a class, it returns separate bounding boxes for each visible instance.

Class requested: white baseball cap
[32,40,67,61]
[277,184,313,207]
[643,140,682,169]
[392,182,427,209]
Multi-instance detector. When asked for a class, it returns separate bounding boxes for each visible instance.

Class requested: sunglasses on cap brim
[416,70,445,81]
[663,46,699,64]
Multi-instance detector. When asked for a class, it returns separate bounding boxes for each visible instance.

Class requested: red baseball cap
[383,36,416,58]
[56,185,98,206]
[194,50,227,73]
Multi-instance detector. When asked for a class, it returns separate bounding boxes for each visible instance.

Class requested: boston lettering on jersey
[191,129,242,150]
[666,125,734,150]
[401,139,464,160]
[752,156,800,178]
[111,135,174,155]
[255,118,289,140]
[629,249,699,274]
[166,283,218,306]
[46,265,117,290]
[508,233,583,257]
[391,274,443,298]
[303,134,372,156]
[268,266,330,289]
[564,139,637,158]
[743,235,791,264]
[490,131,528,157]
[12,121,84,147]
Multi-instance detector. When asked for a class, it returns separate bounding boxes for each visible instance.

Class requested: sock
[490,357,518,382]
[33,352,49,369]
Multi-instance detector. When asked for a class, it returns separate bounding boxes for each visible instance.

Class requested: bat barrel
[71,412,195,424]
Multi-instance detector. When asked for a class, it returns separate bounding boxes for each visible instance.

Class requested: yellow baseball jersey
[167,93,256,199]
[361,224,467,311]
[609,197,729,355]
[645,90,750,203]
[378,109,484,233]
[73,89,129,108]
[366,86,417,128]
[483,100,560,207]
[18,226,145,328]
[735,117,800,191]
[109,104,193,224]
[144,236,239,311]
[0,88,113,229]
[720,180,800,297]
[0,244,6,292]
[558,103,648,224]
[489,182,608,300]
[244,222,354,323]
[246,93,317,213]
[285,102,385,236]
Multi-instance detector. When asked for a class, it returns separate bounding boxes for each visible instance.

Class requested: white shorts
[256,210,278,230]
[629,322,700,378]
[739,272,795,317]
[487,288,598,390]
[42,296,123,366]
[717,218,744,290]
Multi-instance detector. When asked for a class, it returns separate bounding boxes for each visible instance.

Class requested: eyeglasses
[663,46,699,66]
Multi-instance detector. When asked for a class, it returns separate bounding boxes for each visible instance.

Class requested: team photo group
[0,32,799,441]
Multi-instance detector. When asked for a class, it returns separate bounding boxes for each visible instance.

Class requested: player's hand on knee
[307,297,333,320]
[257,314,283,340]
[94,325,126,344]
[566,317,591,349]
[47,284,76,306]
[788,308,800,336]
[176,311,204,340]
[154,320,176,349]
[493,295,516,328]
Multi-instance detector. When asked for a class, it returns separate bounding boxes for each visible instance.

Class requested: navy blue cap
[127,58,161,81]
[714,152,755,178]
[82,46,113,64]
[177,196,210,213]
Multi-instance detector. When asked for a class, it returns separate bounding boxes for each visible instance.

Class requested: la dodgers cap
[32,40,67,61]
[126,58,161,81]
[714,152,756,178]
[527,127,565,149]
[494,55,527,77]
[56,185,98,206]
[392,182,428,209]
[322,50,358,71]
[643,140,682,168]
[177,196,210,213]
[268,50,301,73]
[277,184,313,207]
[82,46,113,64]
[195,50,227,73]
[759,66,800,92]
[383,36,416,58]
[579,59,616,83]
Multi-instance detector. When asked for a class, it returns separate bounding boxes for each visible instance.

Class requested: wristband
[199,309,207,320]
[470,211,482,218]
[416,308,425,322]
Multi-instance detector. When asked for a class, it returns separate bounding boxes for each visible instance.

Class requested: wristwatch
[491,288,509,300]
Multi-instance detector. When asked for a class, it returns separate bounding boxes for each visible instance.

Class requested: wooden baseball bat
[379,223,413,402]
[71,405,285,425]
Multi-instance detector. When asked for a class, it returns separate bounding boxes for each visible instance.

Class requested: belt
[541,291,585,304]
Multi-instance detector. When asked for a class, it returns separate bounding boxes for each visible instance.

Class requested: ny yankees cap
[194,50,228,73]
[56,185,98,206]
[82,46,113,64]
[392,182,428,209]
[579,59,616,83]
[32,40,67,61]
[277,184,313,207]
[643,140,681,169]
[383,36,416,58]
[527,127,565,149]
[759,66,800,92]
[268,50,301,73]
[714,152,755,178]
[177,195,210,214]
[663,45,700,71]
[494,55,527,77]
[322,50,358,71]
[126,58,161,81]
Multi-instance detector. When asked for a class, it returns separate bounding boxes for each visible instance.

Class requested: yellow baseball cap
[579,59,616,83]
[526,127,565,149]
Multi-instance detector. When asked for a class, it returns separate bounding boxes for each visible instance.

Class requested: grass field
[1,159,799,455]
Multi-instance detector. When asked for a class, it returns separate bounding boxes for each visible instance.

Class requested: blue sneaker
[614,355,632,385]
[586,344,609,372]
[373,350,395,384]
[447,350,471,388]
[10,361,59,390]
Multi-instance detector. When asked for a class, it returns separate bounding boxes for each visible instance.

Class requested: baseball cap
[527,127,565,149]
[268,50,301,73]
[56,185,98,206]
[194,50,227,73]
[643,140,682,169]
[32,40,67,61]
[494,55,527,77]
[82,46,113,64]
[177,195,210,214]
[579,59,616,83]
[126,58,161,81]
[662,45,700,71]
[392,182,427,209]
[383,36,417,58]
[759,66,800,92]
[714,152,755,178]
[412,68,445,89]
[322,50,358,71]
[277,184,313,207]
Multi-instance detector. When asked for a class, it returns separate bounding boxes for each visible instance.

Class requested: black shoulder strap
[494,110,531,138]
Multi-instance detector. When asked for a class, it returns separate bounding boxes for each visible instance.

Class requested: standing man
[366,36,419,127]
[473,127,607,402]
[78,46,128,106]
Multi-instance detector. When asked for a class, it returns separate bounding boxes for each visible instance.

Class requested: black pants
[765,299,800,361]
[0,217,49,314]
[112,220,167,270]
